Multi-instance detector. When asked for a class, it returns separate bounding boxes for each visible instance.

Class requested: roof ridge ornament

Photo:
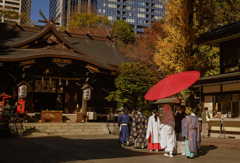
[34,9,61,28]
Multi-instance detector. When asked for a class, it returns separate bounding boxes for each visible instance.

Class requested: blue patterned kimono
[182,117,187,138]
[118,113,131,144]
[182,115,201,157]
[131,113,148,147]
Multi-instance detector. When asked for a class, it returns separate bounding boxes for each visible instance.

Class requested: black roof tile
[0,23,129,70]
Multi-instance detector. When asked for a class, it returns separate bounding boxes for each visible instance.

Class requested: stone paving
[201,137,240,149]
[0,135,240,163]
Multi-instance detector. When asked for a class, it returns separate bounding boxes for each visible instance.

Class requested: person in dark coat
[118,108,131,147]
[175,104,186,141]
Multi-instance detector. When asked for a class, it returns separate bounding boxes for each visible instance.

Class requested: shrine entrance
[31,76,83,113]
[10,56,89,113]
[34,93,56,111]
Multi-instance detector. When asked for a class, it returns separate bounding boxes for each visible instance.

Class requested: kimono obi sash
[121,123,128,126]
[188,126,197,130]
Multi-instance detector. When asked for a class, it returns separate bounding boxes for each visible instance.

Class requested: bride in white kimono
[146,110,161,151]
[159,105,176,157]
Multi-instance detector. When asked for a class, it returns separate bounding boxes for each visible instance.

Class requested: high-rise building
[49,0,97,26]
[49,0,165,34]
[97,0,166,34]
[0,0,31,24]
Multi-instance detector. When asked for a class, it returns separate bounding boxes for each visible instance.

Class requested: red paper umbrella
[145,71,200,101]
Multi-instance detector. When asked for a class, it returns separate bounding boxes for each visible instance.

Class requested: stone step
[67,129,84,132]
[32,126,101,131]
[22,123,102,127]
[43,129,72,132]
[61,126,77,129]
[30,132,49,137]
[82,128,103,132]
[23,129,39,133]
[48,132,64,136]
[4,122,108,137]
[37,128,104,133]
[25,131,106,137]
[42,126,62,130]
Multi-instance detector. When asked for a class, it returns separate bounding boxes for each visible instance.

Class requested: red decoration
[17,99,26,114]
[0,94,12,107]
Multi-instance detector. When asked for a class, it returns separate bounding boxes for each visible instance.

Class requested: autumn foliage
[120,0,223,78]
[154,0,220,76]
[120,20,165,79]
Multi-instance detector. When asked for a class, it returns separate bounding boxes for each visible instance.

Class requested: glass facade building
[49,0,66,26]
[0,0,31,25]
[49,0,165,33]
[97,0,165,34]
[49,0,97,26]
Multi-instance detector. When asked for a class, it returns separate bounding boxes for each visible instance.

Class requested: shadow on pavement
[0,136,160,163]
[196,145,218,157]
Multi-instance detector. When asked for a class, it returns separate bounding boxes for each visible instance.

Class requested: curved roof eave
[0,49,119,71]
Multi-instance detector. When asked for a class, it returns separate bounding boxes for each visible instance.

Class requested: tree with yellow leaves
[154,0,219,76]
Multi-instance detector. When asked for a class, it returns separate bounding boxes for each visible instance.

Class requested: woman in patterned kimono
[131,107,148,148]
[146,110,161,151]
[159,105,176,157]
[182,107,201,159]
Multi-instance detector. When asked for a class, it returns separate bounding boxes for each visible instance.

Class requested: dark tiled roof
[65,37,128,68]
[193,71,240,87]
[0,23,129,70]
[7,24,51,47]
[0,25,37,47]
[198,21,240,46]
[200,21,240,38]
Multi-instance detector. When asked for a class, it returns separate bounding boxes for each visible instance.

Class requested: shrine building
[0,14,128,122]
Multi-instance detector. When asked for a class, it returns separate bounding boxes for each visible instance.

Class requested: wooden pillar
[82,91,87,121]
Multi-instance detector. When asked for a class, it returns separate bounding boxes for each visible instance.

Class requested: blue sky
[31,0,50,25]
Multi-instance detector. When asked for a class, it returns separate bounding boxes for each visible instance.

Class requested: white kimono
[146,115,161,143]
[159,123,176,152]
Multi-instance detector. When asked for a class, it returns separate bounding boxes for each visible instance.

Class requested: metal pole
[218,118,226,139]
[218,118,222,138]
[222,119,226,139]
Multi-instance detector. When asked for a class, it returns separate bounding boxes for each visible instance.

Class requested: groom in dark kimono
[118,109,131,147]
